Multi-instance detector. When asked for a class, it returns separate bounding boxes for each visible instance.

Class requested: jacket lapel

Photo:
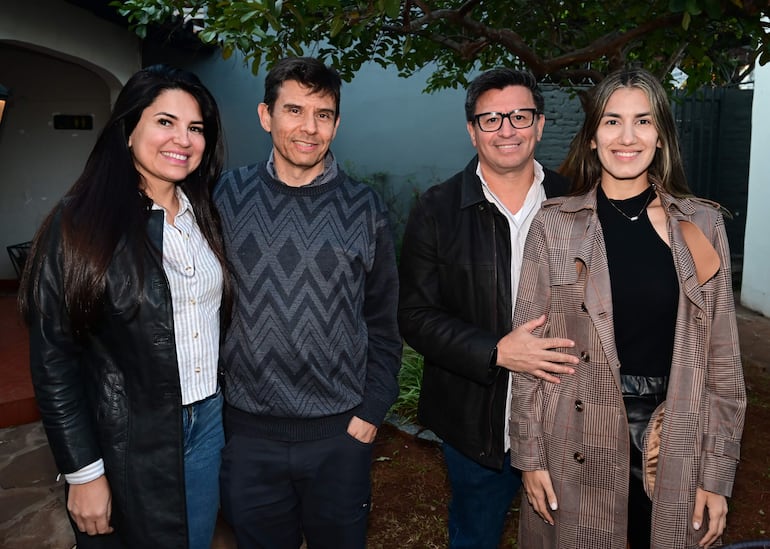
[661,193,719,312]
[567,192,621,384]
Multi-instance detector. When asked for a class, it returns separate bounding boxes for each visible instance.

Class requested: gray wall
[539,86,586,171]
[142,48,587,248]
[144,48,585,195]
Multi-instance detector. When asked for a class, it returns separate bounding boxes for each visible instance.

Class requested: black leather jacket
[28,209,189,547]
[398,157,569,469]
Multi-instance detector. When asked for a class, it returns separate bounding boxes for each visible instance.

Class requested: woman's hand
[522,469,558,525]
[68,475,114,536]
[693,487,727,548]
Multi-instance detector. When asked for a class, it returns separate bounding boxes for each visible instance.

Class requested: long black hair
[20,64,233,335]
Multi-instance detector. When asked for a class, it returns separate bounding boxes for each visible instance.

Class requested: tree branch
[457,0,483,18]
[530,13,683,73]
[384,7,685,79]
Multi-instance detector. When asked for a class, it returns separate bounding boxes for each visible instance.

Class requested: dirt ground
[366,305,770,548]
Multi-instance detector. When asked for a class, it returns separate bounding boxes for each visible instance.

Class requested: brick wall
[538,86,587,171]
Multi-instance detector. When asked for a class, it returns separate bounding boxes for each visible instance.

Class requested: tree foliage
[114,0,770,93]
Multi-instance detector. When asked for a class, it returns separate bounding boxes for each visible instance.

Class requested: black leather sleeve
[27,213,102,474]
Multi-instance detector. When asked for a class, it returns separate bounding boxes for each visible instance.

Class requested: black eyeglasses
[473,109,541,132]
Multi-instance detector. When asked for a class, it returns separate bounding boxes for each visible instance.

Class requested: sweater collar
[266,150,339,188]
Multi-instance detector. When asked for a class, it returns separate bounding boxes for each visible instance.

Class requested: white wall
[1,0,140,100]
[0,0,141,279]
[0,45,113,279]
[740,57,770,316]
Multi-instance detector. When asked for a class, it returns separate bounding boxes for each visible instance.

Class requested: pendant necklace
[606,184,655,222]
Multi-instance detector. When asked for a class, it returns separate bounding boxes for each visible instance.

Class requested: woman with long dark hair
[509,68,745,548]
[19,65,233,548]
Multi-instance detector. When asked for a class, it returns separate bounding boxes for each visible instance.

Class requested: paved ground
[0,421,237,548]
[1,301,768,548]
[0,421,72,548]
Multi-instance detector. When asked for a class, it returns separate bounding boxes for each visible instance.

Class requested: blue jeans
[183,389,224,549]
[442,442,522,549]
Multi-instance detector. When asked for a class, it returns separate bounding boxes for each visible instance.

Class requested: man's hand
[68,475,113,536]
[496,314,578,383]
[522,469,558,525]
[347,416,378,443]
[693,488,728,548]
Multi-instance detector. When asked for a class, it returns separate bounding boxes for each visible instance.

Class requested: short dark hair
[263,57,342,119]
[464,68,544,122]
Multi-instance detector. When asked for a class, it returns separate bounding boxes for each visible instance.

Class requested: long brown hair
[19,65,233,336]
[561,68,691,197]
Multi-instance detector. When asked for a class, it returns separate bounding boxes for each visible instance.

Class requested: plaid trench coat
[509,186,745,549]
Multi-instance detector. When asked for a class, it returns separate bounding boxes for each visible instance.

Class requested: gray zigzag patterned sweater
[214,161,402,440]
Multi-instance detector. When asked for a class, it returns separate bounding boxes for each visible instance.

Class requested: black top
[597,185,679,377]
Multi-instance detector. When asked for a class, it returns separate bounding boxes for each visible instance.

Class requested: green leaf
[249,50,264,74]
[198,30,217,43]
[110,0,767,96]
[240,10,259,23]
[685,0,702,15]
[383,0,401,19]
[330,16,345,38]
[271,0,283,18]
[238,36,252,50]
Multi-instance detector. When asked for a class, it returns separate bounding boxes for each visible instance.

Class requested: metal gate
[672,87,753,283]
[673,88,722,199]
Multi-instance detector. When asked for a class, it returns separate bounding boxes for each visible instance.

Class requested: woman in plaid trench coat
[509,68,745,549]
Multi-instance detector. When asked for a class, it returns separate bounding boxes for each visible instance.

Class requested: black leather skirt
[622,375,668,546]
[621,374,668,484]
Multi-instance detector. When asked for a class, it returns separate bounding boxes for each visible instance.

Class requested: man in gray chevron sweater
[214,57,402,548]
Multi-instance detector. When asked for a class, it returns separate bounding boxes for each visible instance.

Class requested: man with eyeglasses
[398,68,578,548]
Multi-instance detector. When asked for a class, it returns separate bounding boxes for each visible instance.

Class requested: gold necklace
[606,185,655,222]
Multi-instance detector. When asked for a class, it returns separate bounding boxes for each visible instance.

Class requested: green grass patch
[389,345,424,422]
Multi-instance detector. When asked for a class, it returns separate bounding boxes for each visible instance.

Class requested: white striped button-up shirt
[157,188,223,405]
